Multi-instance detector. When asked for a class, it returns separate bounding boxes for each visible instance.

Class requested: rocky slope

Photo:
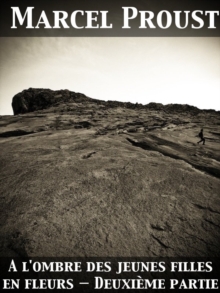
[0,88,220,257]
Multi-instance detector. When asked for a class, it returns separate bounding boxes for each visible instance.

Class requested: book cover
[0,0,220,291]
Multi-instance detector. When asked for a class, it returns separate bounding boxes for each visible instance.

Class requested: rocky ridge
[12,88,212,115]
[0,88,220,257]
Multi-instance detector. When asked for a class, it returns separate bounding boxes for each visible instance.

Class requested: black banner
[0,0,219,37]
[1,258,220,292]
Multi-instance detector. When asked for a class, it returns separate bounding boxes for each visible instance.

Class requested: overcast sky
[0,37,219,115]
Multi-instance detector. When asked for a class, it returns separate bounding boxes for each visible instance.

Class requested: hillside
[0,88,220,257]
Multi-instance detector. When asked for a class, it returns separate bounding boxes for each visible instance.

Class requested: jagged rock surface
[0,88,220,257]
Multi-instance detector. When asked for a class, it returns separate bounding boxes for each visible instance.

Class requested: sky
[0,37,219,115]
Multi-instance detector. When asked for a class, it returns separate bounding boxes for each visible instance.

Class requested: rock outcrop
[12,88,211,115]
[12,88,90,115]
[1,88,220,257]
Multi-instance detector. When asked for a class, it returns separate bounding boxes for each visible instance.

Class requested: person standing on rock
[197,129,205,145]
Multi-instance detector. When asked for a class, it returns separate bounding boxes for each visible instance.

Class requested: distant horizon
[0,37,219,115]
[2,86,219,117]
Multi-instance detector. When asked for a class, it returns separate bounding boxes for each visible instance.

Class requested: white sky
[0,37,219,115]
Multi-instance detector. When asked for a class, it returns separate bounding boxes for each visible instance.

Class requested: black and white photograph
[0,0,220,291]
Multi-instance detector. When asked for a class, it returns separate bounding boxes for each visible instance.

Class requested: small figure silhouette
[197,129,205,145]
